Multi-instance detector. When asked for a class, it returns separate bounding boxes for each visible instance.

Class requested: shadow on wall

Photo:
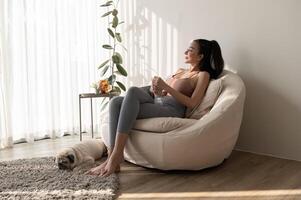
[121,0,180,88]
[122,0,234,88]
[234,49,301,161]
[236,75,301,160]
[124,0,150,87]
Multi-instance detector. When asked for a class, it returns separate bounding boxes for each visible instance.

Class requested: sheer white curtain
[0,0,13,148]
[0,0,108,148]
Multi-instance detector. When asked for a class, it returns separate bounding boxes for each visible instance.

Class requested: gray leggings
[108,86,186,148]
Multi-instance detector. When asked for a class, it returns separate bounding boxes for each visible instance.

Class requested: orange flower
[98,79,112,94]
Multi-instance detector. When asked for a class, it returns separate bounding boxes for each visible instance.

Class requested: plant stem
[110,2,115,86]
[112,30,116,86]
[112,0,117,86]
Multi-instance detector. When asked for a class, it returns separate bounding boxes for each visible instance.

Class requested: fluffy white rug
[0,157,119,200]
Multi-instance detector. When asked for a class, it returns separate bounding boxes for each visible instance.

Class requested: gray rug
[0,157,119,200]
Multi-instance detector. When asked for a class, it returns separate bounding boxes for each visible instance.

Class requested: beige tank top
[167,69,199,97]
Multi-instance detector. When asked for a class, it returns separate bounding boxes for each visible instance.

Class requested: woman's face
[184,41,203,65]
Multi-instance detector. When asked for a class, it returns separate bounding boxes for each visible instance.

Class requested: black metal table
[78,92,119,141]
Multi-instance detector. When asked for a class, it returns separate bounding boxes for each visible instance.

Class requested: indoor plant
[92,0,127,109]
[93,0,127,109]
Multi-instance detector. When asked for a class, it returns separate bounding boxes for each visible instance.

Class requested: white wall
[120,0,301,161]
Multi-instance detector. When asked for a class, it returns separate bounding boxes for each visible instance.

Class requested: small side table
[79,92,119,141]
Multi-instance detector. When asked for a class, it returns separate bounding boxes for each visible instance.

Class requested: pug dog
[55,139,106,170]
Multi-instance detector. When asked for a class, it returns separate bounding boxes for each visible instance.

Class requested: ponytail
[210,40,224,79]
[194,39,224,79]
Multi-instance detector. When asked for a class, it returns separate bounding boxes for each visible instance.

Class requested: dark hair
[194,39,224,79]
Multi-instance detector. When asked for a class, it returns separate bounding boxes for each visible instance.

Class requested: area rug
[0,157,119,200]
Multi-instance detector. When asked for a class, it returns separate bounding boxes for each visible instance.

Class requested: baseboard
[234,147,301,163]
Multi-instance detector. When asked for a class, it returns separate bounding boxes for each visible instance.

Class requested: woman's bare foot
[101,152,124,177]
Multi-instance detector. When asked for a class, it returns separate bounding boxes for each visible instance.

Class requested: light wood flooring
[1,134,301,200]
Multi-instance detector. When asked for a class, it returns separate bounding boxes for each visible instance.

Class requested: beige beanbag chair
[101,70,246,170]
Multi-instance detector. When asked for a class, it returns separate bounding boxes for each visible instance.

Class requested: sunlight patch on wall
[120,0,179,90]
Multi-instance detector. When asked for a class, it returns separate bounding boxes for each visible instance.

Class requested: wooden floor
[1,134,301,200]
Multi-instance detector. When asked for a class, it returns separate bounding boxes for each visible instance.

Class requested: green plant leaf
[100,3,112,7]
[108,74,116,84]
[102,11,112,17]
[98,59,110,69]
[107,28,115,38]
[116,81,126,91]
[113,86,121,93]
[100,1,113,7]
[112,16,119,28]
[112,55,120,64]
[114,52,123,64]
[115,33,122,42]
[112,9,118,16]
[116,64,127,76]
[102,44,113,49]
[100,65,110,76]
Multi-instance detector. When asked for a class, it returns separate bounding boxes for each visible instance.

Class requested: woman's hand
[152,76,167,90]
[152,76,168,96]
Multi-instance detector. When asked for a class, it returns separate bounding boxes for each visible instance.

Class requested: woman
[86,39,224,177]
